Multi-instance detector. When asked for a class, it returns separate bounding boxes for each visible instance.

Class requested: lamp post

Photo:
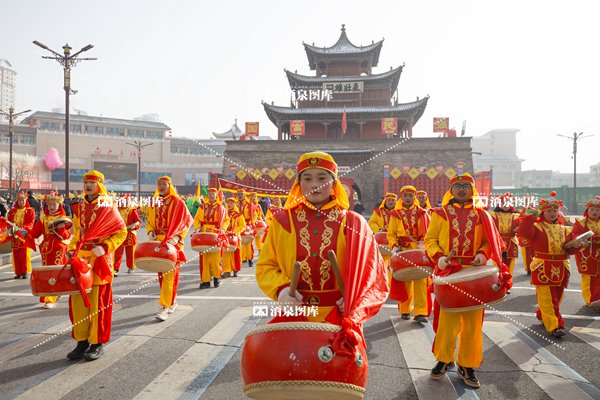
[33,41,96,197]
[0,107,31,201]
[557,132,593,213]
[126,141,153,202]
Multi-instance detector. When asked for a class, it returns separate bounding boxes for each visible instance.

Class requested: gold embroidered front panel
[541,222,566,255]
[497,213,513,234]
[445,205,477,256]
[399,207,419,238]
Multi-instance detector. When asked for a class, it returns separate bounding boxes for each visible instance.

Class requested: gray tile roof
[285,66,402,91]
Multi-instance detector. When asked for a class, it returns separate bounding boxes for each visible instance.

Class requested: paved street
[0,228,599,400]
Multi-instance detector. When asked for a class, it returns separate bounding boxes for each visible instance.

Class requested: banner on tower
[381,118,398,135]
[433,117,449,133]
[290,120,305,136]
[245,122,259,137]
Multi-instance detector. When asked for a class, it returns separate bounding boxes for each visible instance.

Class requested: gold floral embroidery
[295,207,313,289]
[317,209,338,289]
[461,210,475,255]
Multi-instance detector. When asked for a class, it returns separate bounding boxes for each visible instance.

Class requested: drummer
[489,192,520,292]
[25,192,71,308]
[264,197,283,225]
[570,196,600,309]
[248,192,265,253]
[8,191,36,279]
[114,194,141,276]
[369,193,397,271]
[416,190,432,212]
[193,188,229,289]
[518,191,582,337]
[236,189,258,267]
[66,170,127,361]
[424,173,508,388]
[388,186,430,322]
[146,176,193,321]
[256,151,388,324]
[222,197,246,278]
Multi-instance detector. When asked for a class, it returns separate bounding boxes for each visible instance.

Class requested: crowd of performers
[1,151,599,395]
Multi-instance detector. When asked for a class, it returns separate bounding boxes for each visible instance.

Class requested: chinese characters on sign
[290,120,305,136]
[381,118,398,135]
[293,89,333,102]
[322,82,364,94]
[433,117,449,133]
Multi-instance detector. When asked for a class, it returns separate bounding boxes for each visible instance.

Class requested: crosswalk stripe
[570,327,600,352]
[15,307,193,400]
[483,321,600,400]
[133,307,256,400]
[391,316,458,399]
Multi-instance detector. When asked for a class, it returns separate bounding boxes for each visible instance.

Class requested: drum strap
[534,252,568,261]
[298,289,342,307]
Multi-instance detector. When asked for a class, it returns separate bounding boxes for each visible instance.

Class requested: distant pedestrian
[353,200,366,215]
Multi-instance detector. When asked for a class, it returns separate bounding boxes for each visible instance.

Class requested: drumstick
[446,249,456,264]
[288,261,302,297]
[327,250,345,294]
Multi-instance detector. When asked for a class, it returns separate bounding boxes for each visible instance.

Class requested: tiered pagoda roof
[303,24,383,69]
[212,119,242,140]
[285,66,403,91]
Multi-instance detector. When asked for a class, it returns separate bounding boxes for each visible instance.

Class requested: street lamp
[126,141,154,202]
[33,40,96,197]
[557,132,593,214]
[0,107,31,201]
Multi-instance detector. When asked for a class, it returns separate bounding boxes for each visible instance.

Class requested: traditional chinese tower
[263,25,429,140]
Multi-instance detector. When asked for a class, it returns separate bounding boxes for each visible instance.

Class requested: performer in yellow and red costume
[425,173,510,388]
[25,192,71,308]
[369,192,397,272]
[237,189,258,267]
[66,170,127,361]
[257,150,388,325]
[489,192,521,290]
[517,191,581,338]
[222,197,246,278]
[146,176,193,322]
[248,192,266,252]
[194,188,229,288]
[8,192,35,279]
[114,194,141,276]
[416,190,432,211]
[264,197,283,225]
[571,196,600,309]
[387,186,430,322]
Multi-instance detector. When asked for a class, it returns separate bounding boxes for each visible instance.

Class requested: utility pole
[0,107,31,201]
[33,40,96,197]
[126,141,154,201]
[557,132,593,213]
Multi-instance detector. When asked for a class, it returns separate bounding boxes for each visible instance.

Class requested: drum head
[433,265,498,285]
[48,217,73,230]
[393,266,433,282]
[564,231,593,249]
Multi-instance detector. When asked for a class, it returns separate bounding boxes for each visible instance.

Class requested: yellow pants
[242,242,254,261]
[69,284,112,344]
[158,265,179,308]
[12,247,31,275]
[535,285,565,333]
[200,252,221,282]
[222,251,236,273]
[433,308,484,368]
[581,274,600,305]
[398,278,428,316]
[255,235,264,251]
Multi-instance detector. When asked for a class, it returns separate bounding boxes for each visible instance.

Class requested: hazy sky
[2,0,598,173]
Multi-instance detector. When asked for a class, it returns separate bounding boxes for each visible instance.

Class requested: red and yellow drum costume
[8,192,35,277]
[571,197,600,308]
[223,198,245,275]
[115,197,141,273]
[517,193,578,334]
[68,171,127,345]
[425,174,500,369]
[26,192,71,305]
[193,188,229,284]
[264,197,283,226]
[146,176,193,308]
[238,190,258,263]
[388,187,430,317]
[249,193,265,252]
[368,192,396,267]
[416,190,432,211]
[489,195,520,285]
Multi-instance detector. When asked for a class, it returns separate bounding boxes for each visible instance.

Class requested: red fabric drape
[160,196,193,262]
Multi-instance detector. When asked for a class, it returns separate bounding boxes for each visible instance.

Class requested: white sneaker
[155,307,169,321]
[43,302,56,309]
[168,302,178,314]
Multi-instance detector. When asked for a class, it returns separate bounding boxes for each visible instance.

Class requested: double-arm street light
[126,141,154,202]
[0,106,31,201]
[33,41,96,197]
[557,132,593,214]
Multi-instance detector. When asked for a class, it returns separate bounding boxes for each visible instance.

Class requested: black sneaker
[552,328,566,338]
[233,270,238,277]
[113,271,119,277]
[401,313,410,320]
[414,315,428,323]
[13,275,20,279]
[457,366,480,388]
[213,278,220,288]
[199,282,211,289]
[21,274,28,279]
[66,340,90,360]
[248,260,253,268]
[430,361,454,380]
[85,343,104,361]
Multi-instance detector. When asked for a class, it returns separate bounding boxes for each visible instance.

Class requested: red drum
[241,228,255,244]
[31,264,93,297]
[254,220,268,236]
[374,232,392,256]
[224,233,238,253]
[134,241,177,272]
[433,265,507,312]
[191,232,220,253]
[390,250,433,281]
[242,322,367,400]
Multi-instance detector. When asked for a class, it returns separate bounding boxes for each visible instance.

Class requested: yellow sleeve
[424,212,446,260]
[193,206,205,230]
[387,214,406,249]
[221,211,231,232]
[103,226,128,253]
[368,210,383,233]
[234,215,246,235]
[68,214,81,251]
[146,207,156,234]
[265,209,274,224]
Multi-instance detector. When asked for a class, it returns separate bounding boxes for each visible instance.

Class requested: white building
[0,60,16,118]
[590,163,600,187]
[471,129,523,188]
